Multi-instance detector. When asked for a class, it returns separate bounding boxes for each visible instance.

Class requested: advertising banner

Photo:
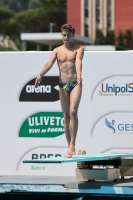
[0,51,133,175]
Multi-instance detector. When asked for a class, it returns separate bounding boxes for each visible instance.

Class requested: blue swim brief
[59,81,78,93]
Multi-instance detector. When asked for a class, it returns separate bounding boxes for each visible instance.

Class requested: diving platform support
[75,168,120,182]
[120,159,133,179]
[76,150,120,182]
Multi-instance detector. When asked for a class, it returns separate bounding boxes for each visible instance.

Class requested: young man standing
[35,24,84,158]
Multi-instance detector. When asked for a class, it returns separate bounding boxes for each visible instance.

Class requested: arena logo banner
[92,76,133,100]
[19,112,64,137]
[92,112,133,136]
[19,76,59,102]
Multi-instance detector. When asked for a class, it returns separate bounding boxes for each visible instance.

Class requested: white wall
[83,45,116,51]
[0,51,133,175]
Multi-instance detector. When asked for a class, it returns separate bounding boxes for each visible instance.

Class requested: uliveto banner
[19,112,64,137]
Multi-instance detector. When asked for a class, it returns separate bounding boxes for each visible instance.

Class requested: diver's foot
[69,145,76,155]
[64,153,72,158]
[64,147,72,158]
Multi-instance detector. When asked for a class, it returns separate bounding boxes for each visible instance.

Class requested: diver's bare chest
[57,50,77,63]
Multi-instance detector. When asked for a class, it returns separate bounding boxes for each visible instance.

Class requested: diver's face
[61,30,74,44]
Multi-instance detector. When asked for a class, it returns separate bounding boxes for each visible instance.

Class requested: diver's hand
[77,76,83,84]
[35,74,42,87]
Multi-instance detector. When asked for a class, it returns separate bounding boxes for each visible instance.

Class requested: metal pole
[37,44,41,51]
[49,23,54,51]
[21,40,27,51]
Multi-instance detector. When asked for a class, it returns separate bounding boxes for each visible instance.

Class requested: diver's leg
[59,88,71,157]
[69,84,82,155]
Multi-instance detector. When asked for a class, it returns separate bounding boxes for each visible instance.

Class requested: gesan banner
[0,51,133,175]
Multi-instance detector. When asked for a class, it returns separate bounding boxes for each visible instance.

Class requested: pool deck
[0,175,133,198]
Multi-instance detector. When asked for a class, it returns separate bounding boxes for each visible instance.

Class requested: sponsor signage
[92,112,133,136]
[19,76,59,102]
[19,112,64,137]
[17,147,76,176]
[1,51,133,176]
[99,83,133,96]
[92,76,133,99]
[31,153,61,160]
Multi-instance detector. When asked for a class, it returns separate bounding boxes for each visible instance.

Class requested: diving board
[23,153,133,164]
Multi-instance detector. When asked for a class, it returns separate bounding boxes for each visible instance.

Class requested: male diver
[35,24,84,158]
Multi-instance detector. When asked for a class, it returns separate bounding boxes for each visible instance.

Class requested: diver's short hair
[61,24,75,35]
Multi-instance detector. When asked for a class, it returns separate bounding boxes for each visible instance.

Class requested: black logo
[19,76,59,102]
